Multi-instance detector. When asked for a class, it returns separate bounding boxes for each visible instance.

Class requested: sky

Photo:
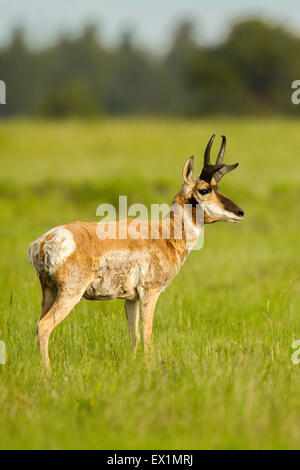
[1,0,300,49]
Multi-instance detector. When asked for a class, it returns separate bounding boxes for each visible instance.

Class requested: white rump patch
[43,228,76,273]
[29,227,76,274]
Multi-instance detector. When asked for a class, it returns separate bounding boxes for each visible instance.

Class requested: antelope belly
[84,250,147,300]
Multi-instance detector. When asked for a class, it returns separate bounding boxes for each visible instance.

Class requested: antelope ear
[182,156,194,184]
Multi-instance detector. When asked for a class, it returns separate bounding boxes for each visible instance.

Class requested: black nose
[237,210,244,217]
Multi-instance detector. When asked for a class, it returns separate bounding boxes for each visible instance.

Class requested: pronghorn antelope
[29,134,244,369]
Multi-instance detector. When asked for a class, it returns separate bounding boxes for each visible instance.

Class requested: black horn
[204,134,216,166]
[199,134,239,184]
[216,135,226,165]
[213,163,239,183]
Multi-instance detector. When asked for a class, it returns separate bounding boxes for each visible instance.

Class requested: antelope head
[182,134,244,224]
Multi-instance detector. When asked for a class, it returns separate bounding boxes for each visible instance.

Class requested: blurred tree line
[0,19,299,117]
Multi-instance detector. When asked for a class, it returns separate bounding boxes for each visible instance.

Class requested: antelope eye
[198,188,211,195]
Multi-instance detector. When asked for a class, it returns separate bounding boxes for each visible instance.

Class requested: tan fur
[29,153,243,370]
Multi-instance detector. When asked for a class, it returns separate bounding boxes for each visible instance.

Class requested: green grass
[0,118,300,449]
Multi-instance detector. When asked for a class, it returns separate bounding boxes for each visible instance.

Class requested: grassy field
[0,118,299,449]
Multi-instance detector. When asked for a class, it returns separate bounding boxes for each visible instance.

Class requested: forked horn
[204,134,216,165]
[213,163,239,183]
[216,135,226,165]
[199,134,239,183]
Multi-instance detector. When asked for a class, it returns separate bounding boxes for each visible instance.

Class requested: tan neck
[159,187,202,262]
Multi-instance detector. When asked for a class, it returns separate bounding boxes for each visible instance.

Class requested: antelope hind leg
[37,287,85,370]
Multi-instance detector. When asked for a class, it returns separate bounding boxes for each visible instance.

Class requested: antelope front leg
[124,299,140,353]
[139,291,160,354]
